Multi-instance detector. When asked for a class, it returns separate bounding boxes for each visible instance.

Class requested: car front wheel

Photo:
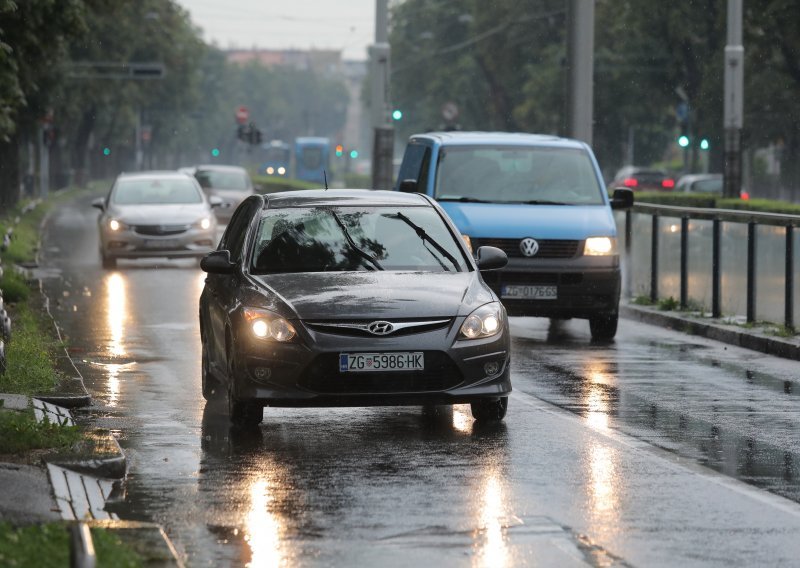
[101,252,116,269]
[201,342,220,400]
[471,397,508,422]
[226,349,263,428]
[589,312,618,341]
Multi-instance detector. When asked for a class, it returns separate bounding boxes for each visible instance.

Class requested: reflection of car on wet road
[395,131,634,340]
[92,171,220,269]
[199,189,511,427]
[192,164,255,222]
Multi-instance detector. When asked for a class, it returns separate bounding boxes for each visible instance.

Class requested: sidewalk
[621,302,800,361]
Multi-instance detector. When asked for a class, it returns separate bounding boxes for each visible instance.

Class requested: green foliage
[91,529,143,568]
[343,173,372,188]
[0,302,62,395]
[634,192,718,208]
[0,270,30,303]
[716,198,800,214]
[634,192,800,214]
[632,295,654,306]
[0,410,81,454]
[657,296,680,311]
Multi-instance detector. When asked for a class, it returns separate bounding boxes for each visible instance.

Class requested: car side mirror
[200,250,236,274]
[398,179,418,193]
[476,246,507,271]
[91,197,105,211]
[610,188,634,210]
[208,196,223,209]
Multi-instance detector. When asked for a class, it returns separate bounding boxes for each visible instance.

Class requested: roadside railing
[619,203,799,330]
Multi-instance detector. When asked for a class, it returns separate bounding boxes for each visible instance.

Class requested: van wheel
[470,397,508,422]
[589,312,618,341]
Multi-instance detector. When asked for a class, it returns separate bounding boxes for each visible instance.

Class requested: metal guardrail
[624,203,798,329]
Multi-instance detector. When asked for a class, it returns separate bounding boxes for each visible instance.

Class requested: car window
[434,146,604,204]
[111,178,203,205]
[692,178,722,193]
[251,206,467,274]
[195,170,250,191]
[219,199,258,262]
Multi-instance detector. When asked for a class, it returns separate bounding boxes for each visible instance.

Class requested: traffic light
[699,138,710,150]
[102,147,111,156]
[335,144,344,157]
[211,148,220,157]
[678,135,690,148]
[392,109,403,121]
[349,150,359,159]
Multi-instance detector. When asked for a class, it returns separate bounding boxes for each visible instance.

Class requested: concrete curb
[620,303,800,361]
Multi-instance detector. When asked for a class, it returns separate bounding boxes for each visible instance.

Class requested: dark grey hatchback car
[199,189,511,427]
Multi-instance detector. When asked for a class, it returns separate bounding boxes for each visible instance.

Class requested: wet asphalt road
[38,192,800,567]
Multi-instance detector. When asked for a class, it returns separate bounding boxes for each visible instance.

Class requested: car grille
[304,318,452,338]
[298,351,463,394]
[481,271,584,286]
[133,224,190,236]
[472,238,580,259]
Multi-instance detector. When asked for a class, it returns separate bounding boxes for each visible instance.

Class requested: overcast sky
[175,0,376,60]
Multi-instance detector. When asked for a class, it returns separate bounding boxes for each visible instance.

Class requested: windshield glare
[251,206,467,274]
[435,147,604,205]
[112,178,203,205]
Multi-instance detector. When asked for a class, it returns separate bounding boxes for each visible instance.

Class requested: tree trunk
[0,133,21,210]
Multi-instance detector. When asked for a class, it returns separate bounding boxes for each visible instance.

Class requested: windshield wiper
[517,199,574,205]
[327,210,384,271]
[393,212,460,272]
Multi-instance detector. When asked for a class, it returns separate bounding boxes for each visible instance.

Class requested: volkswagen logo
[367,321,395,335]
[519,237,540,257]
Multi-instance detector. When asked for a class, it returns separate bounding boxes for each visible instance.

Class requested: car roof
[409,131,586,150]
[117,170,195,181]
[263,189,430,208]
[193,164,248,173]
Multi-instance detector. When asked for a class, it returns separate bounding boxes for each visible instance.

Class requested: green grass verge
[0,523,142,568]
[0,408,81,454]
[0,301,64,395]
[252,175,320,193]
[633,191,800,214]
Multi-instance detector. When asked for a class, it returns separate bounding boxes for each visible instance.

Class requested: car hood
[439,202,617,239]
[251,271,493,320]
[108,203,211,224]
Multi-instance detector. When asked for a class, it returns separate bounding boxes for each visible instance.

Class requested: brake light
[662,178,675,189]
[741,191,750,200]
[623,178,638,188]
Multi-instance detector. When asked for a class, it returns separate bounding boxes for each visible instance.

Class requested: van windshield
[434,146,605,205]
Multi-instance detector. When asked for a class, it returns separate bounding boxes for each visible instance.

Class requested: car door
[204,198,260,375]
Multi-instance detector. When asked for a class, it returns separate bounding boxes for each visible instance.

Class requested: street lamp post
[370,0,394,190]
[724,0,744,198]
[566,0,595,146]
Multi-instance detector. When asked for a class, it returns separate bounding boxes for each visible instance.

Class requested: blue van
[395,132,633,340]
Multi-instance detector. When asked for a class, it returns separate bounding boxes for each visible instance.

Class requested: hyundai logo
[519,237,540,257]
[367,321,395,335]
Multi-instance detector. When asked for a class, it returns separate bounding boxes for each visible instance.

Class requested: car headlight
[583,237,616,256]
[277,167,286,175]
[266,167,275,175]
[459,302,504,340]
[243,308,296,342]
[194,217,213,230]
[108,219,129,232]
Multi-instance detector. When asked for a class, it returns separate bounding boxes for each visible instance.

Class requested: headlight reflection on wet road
[473,470,511,568]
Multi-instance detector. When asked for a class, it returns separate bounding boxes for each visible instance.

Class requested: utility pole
[723,0,744,198]
[370,0,394,190]
[566,0,595,146]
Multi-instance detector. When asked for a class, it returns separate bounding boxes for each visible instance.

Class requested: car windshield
[251,206,467,274]
[434,146,604,205]
[111,178,203,205]
[195,170,250,191]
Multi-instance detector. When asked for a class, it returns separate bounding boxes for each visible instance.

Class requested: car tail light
[622,178,638,188]
[741,191,750,200]
[661,178,675,189]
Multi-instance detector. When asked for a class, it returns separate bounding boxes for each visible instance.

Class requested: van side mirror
[610,188,634,210]
[398,179,418,193]
[475,246,507,271]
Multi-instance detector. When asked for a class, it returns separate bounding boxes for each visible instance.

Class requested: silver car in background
[192,164,255,223]
[92,171,221,269]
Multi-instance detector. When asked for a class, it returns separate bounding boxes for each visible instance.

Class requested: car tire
[470,397,508,422]
[589,312,618,341]
[201,342,220,400]
[226,348,263,428]
[101,252,116,269]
